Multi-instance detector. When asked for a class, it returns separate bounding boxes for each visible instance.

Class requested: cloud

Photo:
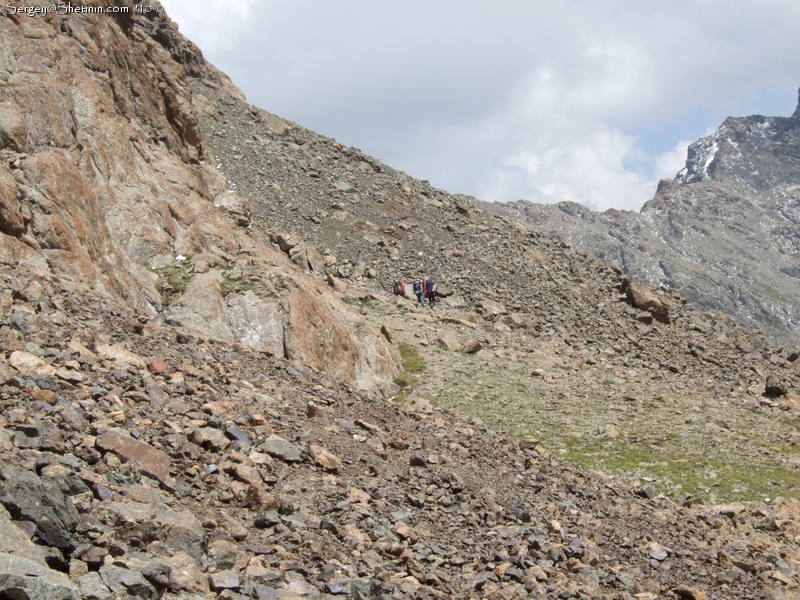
[159,0,800,212]
[478,130,655,211]
[653,139,692,182]
[160,0,257,53]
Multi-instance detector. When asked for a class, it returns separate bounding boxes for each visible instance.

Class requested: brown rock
[96,430,173,487]
[275,232,300,253]
[0,174,24,236]
[672,586,708,600]
[148,357,168,375]
[309,444,342,472]
[246,486,281,511]
[326,273,348,293]
[622,277,671,323]
[463,340,483,354]
[437,332,460,351]
[95,344,147,370]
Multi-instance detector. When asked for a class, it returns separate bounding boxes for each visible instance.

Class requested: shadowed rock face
[483,91,800,347]
[0,4,398,391]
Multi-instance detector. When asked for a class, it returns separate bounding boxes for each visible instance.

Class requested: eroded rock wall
[0,3,398,390]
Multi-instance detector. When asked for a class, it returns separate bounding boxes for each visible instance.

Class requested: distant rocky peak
[674,87,800,191]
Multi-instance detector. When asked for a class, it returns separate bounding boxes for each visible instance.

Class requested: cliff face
[484,90,800,347]
[0,2,398,391]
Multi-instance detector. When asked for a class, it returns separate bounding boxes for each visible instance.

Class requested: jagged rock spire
[793,86,800,119]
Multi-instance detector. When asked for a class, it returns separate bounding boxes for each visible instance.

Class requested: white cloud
[160,0,256,53]
[653,139,692,182]
[480,130,655,211]
[159,0,800,212]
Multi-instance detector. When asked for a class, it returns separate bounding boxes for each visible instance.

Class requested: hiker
[392,280,407,297]
[412,279,424,304]
[424,278,436,306]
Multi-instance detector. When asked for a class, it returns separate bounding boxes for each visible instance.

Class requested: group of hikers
[392,278,440,306]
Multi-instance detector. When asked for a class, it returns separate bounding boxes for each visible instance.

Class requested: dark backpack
[424,279,434,296]
[413,280,423,294]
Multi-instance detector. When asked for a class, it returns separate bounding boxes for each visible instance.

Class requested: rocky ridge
[0,2,799,599]
[482,91,800,347]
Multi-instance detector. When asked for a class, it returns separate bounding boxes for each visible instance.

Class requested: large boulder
[621,277,672,323]
[0,469,78,552]
[0,553,79,600]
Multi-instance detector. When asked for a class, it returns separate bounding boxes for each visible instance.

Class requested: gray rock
[765,374,789,396]
[76,572,111,600]
[0,469,78,551]
[190,426,230,451]
[99,564,157,600]
[0,505,46,563]
[0,552,79,600]
[260,435,303,462]
[208,569,240,591]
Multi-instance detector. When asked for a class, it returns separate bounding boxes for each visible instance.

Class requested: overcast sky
[160,0,800,211]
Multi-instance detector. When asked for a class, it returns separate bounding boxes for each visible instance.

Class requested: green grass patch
[392,344,426,399]
[398,344,425,374]
[220,270,257,296]
[152,261,192,305]
[563,436,800,502]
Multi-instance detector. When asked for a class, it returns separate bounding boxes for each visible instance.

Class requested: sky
[160,0,800,212]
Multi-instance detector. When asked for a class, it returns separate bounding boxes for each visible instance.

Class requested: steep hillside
[0,1,397,392]
[483,92,800,347]
[193,63,799,400]
[0,3,799,600]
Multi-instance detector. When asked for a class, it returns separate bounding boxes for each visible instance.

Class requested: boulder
[0,174,25,236]
[95,344,147,370]
[261,435,303,463]
[99,564,156,600]
[0,469,78,552]
[463,340,483,354]
[309,444,342,472]
[95,501,205,559]
[437,332,460,351]
[8,350,55,376]
[765,374,789,397]
[96,430,174,487]
[0,505,47,563]
[225,291,285,355]
[622,277,671,323]
[0,553,79,600]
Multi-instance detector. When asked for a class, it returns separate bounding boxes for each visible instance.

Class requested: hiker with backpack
[424,278,437,306]
[413,279,424,304]
[392,280,407,297]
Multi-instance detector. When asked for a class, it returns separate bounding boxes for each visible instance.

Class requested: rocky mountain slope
[482,93,800,347]
[0,2,799,599]
[0,1,396,392]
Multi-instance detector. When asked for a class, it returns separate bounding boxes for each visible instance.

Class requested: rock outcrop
[0,2,397,391]
[483,89,800,347]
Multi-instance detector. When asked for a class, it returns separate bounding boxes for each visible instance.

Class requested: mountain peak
[674,87,800,189]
